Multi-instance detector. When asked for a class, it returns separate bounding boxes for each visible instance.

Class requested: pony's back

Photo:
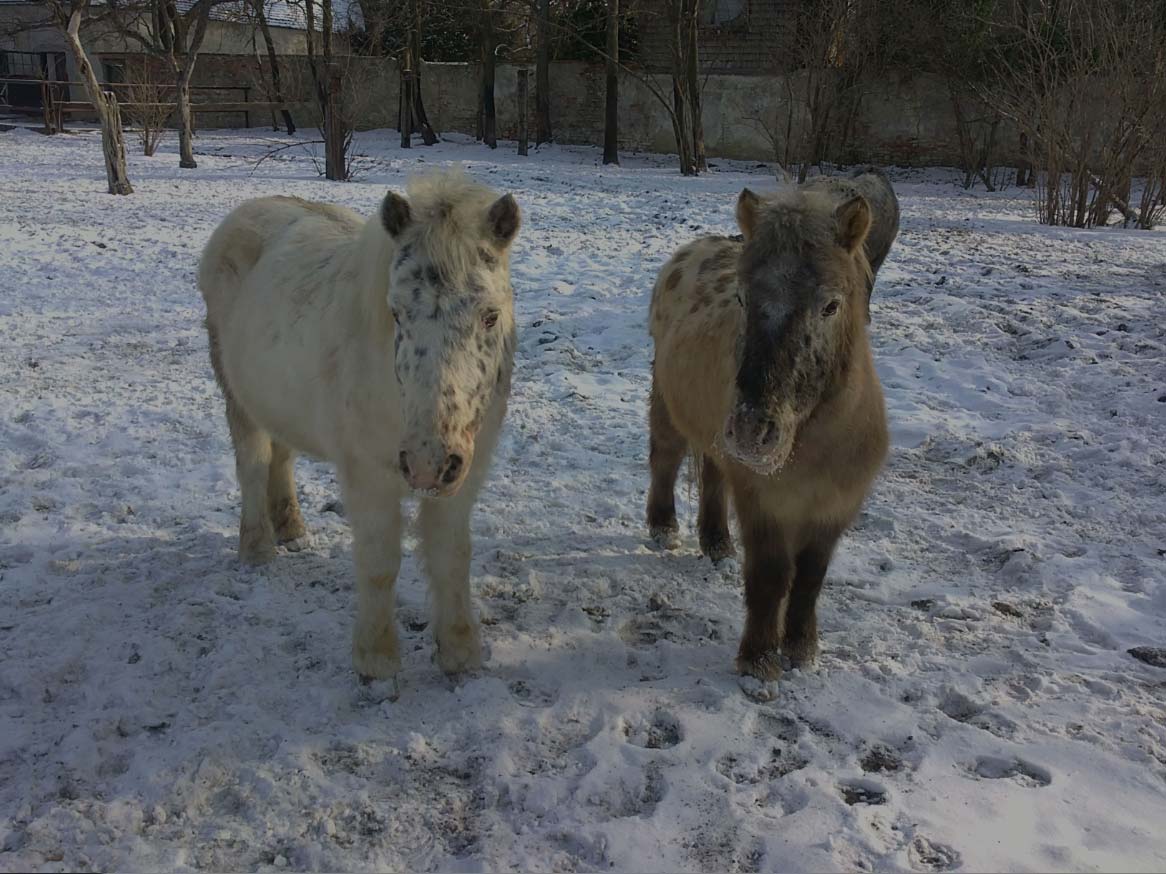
[198,196,362,320]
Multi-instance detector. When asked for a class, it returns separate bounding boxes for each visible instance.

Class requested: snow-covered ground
[1,126,1165,873]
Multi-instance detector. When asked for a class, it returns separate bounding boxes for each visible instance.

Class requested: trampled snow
[1,127,1164,872]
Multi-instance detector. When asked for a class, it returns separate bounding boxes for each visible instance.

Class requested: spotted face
[722,188,871,473]
[381,190,520,495]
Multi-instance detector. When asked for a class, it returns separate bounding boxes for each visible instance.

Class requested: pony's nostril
[759,419,778,447]
[398,450,411,478]
[441,453,464,485]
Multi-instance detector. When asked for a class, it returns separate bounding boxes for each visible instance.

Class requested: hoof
[783,636,819,669]
[701,536,735,563]
[275,516,308,544]
[738,674,779,702]
[280,534,311,553]
[239,540,276,566]
[649,525,681,551]
[434,622,482,675]
[736,649,783,683]
[352,641,402,681]
[239,523,276,565]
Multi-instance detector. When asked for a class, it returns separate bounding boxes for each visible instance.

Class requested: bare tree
[768,0,870,182]
[478,0,498,148]
[406,0,438,145]
[155,0,219,168]
[299,0,351,178]
[250,0,296,134]
[48,0,133,194]
[602,0,619,164]
[534,0,551,144]
[102,0,228,168]
[682,0,704,172]
[665,0,697,175]
[541,0,700,175]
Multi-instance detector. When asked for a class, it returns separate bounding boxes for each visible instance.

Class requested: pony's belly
[654,321,738,454]
[219,317,334,459]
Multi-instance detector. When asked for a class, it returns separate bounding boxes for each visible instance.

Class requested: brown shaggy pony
[647,186,889,682]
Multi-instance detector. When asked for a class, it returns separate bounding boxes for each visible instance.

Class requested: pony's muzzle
[398,445,471,496]
[723,404,792,474]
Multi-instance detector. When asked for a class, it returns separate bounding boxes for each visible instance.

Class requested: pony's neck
[352,216,396,331]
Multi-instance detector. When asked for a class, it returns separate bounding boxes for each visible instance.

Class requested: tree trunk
[303,0,326,111]
[255,0,294,134]
[400,46,414,148]
[176,72,197,168]
[480,1,497,149]
[1016,131,1032,187]
[683,0,705,173]
[672,76,696,175]
[602,0,619,165]
[64,6,132,194]
[667,1,695,175]
[410,0,438,145]
[325,67,346,179]
[535,0,552,145]
[517,68,528,156]
[171,0,215,169]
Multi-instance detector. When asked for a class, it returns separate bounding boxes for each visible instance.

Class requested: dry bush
[122,61,172,157]
[988,0,1166,228]
[749,0,873,181]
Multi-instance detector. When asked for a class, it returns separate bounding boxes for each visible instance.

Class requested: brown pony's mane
[751,188,875,293]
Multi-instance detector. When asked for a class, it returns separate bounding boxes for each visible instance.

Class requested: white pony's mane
[405,167,502,286]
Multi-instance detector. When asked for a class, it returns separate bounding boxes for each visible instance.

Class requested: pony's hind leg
[646,378,686,549]
[698,454,733,562]
[418,493,482,675]
[208,322,275,564]
[227,401,276,565]
[268,441,307,545]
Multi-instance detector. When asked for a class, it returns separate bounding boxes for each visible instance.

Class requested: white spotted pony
[198,169,520,682]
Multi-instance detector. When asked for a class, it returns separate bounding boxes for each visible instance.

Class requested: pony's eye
[822,300,840,318]
[391,309,402,327]
[482,310,499,329]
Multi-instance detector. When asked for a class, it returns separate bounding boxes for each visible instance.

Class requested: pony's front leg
[418,494,481,675]
[341,468,404,680]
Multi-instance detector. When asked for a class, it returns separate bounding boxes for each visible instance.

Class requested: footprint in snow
[507,678,558,708]
[623,709,682,749]
[860,745,904,774]
[970,755,1051,787]
[938,689,1017,738]
[908,836,962,872]
[716,747,808,785]
[838,778,888,806]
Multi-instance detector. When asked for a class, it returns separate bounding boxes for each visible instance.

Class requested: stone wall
[273,59,1008,168]
[636,0,801,75]
[186,58,1009,168]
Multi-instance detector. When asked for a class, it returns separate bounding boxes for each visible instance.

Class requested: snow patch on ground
[1,128,1165,872]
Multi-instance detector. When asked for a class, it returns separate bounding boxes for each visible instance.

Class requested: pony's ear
[835,194,871,253]
[736,188,760,240]
[486,193,520,248]
[381,191,412,238]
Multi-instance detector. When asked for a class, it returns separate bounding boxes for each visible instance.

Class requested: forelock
[401,167,503,288]
[746,189,871,291]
